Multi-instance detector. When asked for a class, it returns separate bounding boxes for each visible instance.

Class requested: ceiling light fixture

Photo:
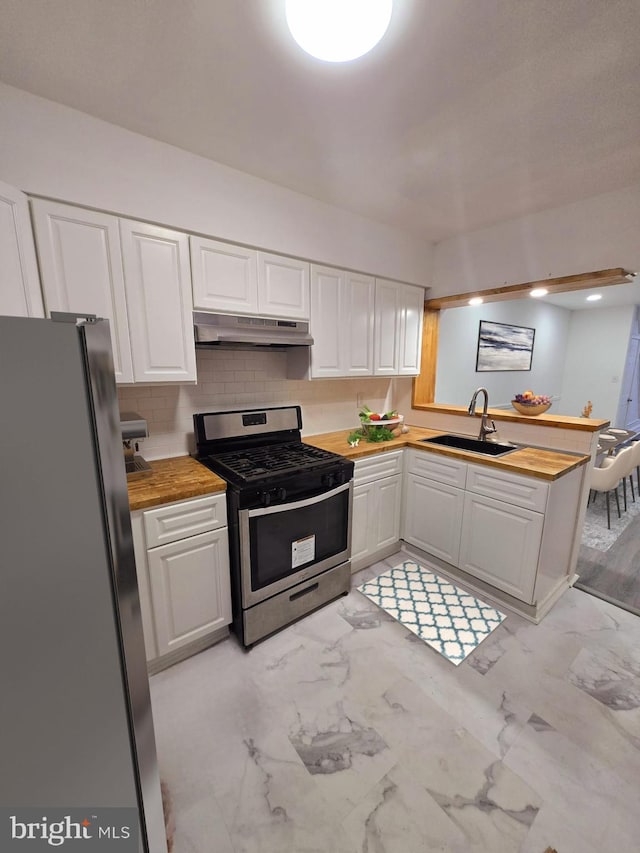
[530,288,548,298]
[468,297,483,306]
[285,0,393,62]
[586,294,602,301]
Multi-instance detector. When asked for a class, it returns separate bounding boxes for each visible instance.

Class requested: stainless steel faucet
[468,387,498,441]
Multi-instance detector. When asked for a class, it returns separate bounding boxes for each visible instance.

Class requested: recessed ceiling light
[468,297,483,306]
[586,294,602,301]
[530,288,548,298]
[285,0,393,62]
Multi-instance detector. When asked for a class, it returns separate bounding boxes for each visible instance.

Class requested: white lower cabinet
[404,473,464,565]
[458,491,543,603]
[351,451,403,571]
[402,450,553,607]
[147,528,231,655]
[131,493,231,668]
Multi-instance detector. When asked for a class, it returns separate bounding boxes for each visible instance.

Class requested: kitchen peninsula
[306,411,597,627]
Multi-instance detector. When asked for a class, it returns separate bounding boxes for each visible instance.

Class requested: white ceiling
[1,0,639,243]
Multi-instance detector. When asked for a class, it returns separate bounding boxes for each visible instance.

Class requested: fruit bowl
[360,416,403,435]
[511,400,552,416]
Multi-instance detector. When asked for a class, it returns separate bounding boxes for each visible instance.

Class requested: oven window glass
[249,489,349,591]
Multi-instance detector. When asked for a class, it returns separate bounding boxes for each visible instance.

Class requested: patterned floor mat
[357,560,507,666]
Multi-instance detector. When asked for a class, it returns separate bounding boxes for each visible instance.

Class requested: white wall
[0,83,432,286]
[435,300,571,409]
[560,306,633,424]
[431,183,640,297]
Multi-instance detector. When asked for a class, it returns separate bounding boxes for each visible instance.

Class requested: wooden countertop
[127,425,590,512]
[413,403,609,432]
[127,456,226,512]
[304,426,589,481]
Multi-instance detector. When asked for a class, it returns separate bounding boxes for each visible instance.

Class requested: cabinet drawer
[406,449,467,488]
[143,493,227,548]
[466,464,548,512]
[354,450,403,485]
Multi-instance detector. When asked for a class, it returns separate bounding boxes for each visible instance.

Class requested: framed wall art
[476,320,535,372]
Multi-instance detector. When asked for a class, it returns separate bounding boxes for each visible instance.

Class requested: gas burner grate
[206,442,340,481]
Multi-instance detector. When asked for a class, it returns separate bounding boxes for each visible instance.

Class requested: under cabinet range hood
[194,311,313,349]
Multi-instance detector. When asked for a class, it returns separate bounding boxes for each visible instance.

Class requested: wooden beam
[425,268,635,310]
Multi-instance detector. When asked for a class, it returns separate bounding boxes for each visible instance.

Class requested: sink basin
[421,434,518,456]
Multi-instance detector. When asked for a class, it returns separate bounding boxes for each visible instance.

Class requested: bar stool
[598,434,618,455]
[589,450,629,528]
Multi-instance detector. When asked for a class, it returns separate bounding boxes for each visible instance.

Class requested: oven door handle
[246,481,351,517]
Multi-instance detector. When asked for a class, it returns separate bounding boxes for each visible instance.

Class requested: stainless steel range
[194,406,354,647]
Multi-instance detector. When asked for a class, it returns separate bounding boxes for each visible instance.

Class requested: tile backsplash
[118,348,406,459]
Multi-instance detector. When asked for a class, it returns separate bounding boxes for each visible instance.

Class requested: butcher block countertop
[304,426,590,482]
[127,456,226,512]
[127,425,590,511]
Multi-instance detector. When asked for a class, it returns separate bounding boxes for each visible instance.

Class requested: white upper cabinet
[190,236,258,314]
[374,279,401,375]
[32,200,196,384]
[310,265,343,377]
[0,181,43,318]
[374,279,424,376]
[345,271,375,375]
[310,264,374,378]
[399,283,425,375]
[31,199,134,383]
[257,251,309,319]
[189,239,309,320]
[120,220,196,383]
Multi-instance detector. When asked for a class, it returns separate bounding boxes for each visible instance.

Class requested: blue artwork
[476,320,535,371]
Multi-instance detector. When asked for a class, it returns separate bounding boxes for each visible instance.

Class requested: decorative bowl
[511,401,552,416]
[360,416,403,435]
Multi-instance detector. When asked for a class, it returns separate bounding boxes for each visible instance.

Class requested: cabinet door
[130,512,158,661]
[398,284,424,375]
[257,251,310,319]
[310,265,344,378]
[344,272,375,376]
[31,200,134,383]
[403,473,464,565]
[351,481,376,565]
[0,181,43,317]
[190,236,258,314]
[147,528,232,656]
[374,279,401,375]
[372,475,402,551]
[459,492,543,603]
[120,220,196,382]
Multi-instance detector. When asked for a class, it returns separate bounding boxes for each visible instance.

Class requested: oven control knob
[322,472,335,488]
[335,471,345,485]
[276,487,287,502]
[260,491,271,507]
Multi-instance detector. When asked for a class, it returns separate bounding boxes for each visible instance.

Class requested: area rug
[581,487,640,551]
[357,561,507,666]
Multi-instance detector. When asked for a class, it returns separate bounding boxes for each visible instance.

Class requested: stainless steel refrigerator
[0,314,167,852]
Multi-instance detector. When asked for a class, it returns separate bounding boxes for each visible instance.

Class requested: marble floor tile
[149,550,640,853]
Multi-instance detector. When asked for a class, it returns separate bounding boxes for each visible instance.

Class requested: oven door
[238,481,352,608]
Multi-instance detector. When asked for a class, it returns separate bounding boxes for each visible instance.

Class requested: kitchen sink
[421,433,518,456]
